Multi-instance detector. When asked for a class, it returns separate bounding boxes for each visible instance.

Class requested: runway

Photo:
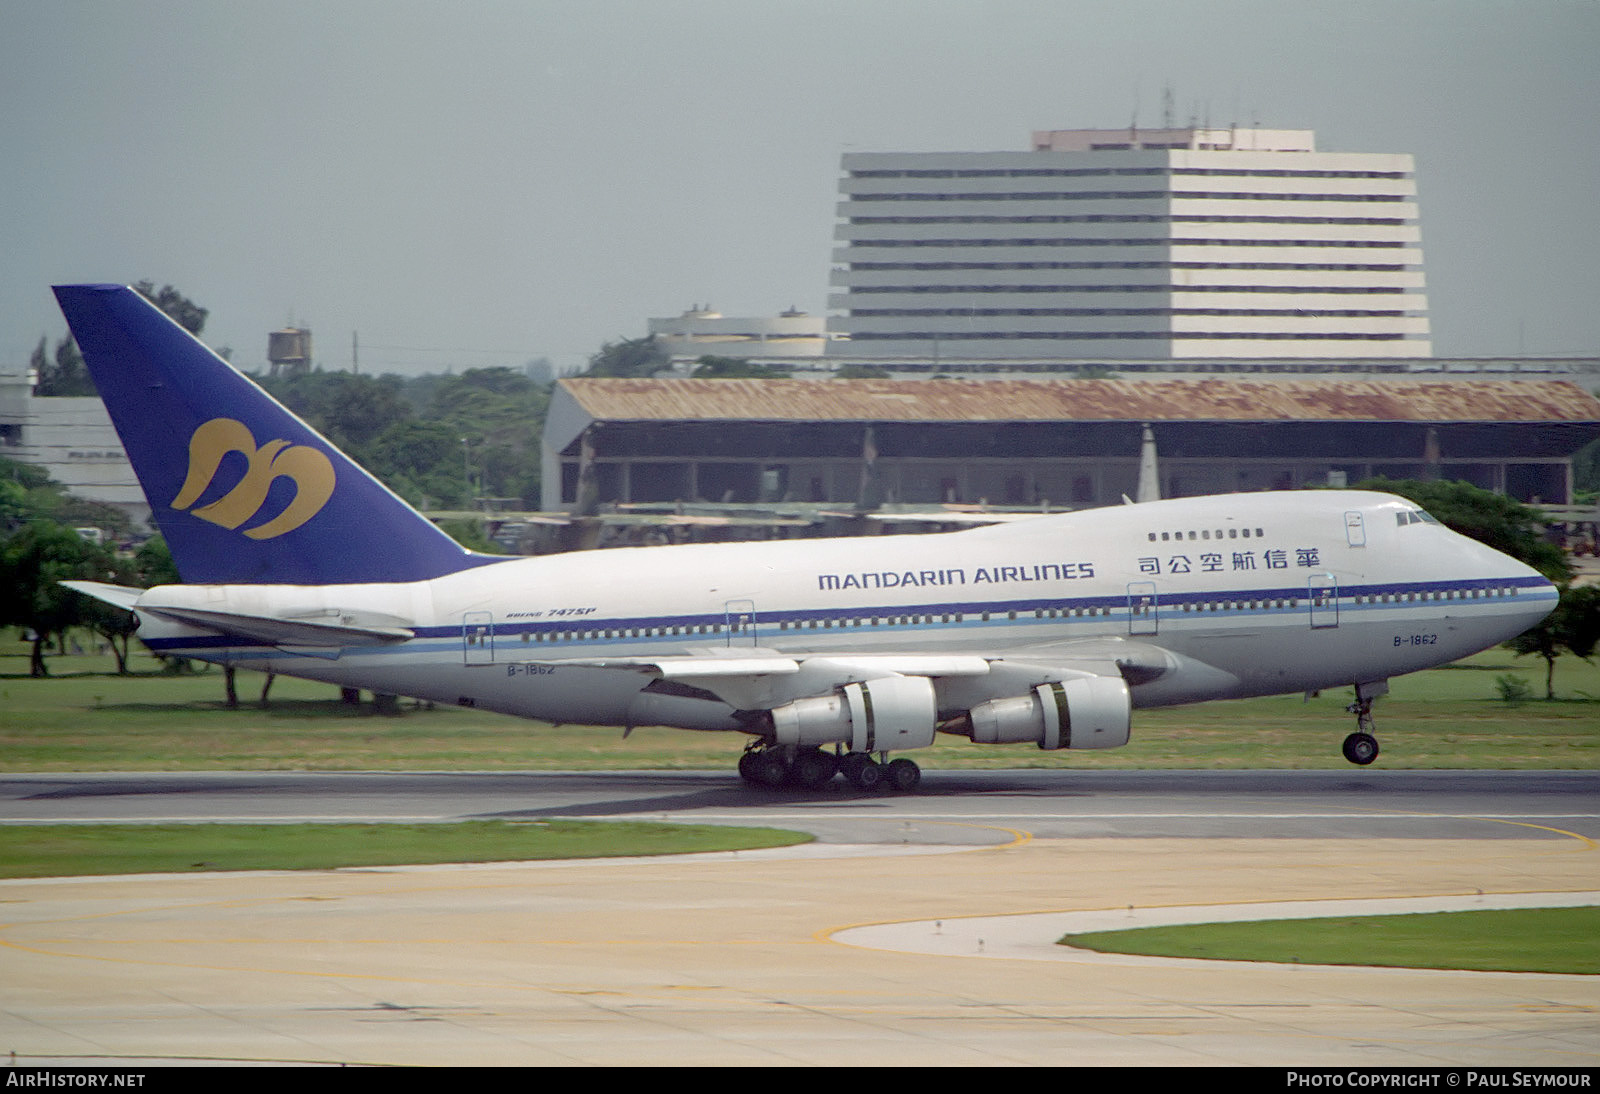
[1,770,1597,1066]
[6,768,1600,840]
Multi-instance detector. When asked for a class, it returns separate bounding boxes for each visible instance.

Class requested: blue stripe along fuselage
[141,572,1555,656]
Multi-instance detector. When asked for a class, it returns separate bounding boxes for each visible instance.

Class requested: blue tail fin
[55,284,501,585]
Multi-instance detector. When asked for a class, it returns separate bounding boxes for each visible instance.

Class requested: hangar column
[1422,426,1441,482]
[857,425,883,513]
[1136,423,1161,503]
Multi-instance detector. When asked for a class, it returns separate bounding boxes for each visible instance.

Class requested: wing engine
[767,674,938,753]
[963,674,1131,750]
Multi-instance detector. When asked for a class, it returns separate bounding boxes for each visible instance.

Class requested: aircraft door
[1127,582,1158,636]
[1344,511,1367,547]
[725,599,757,647]
[463,611,495,664]
[1309,576,1338,629]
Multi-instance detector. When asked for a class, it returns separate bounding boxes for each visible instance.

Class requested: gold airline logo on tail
[171,418,335,539]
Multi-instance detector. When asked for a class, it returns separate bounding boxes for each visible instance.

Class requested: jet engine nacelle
[969,676,1131,750]
[769,674,938,753]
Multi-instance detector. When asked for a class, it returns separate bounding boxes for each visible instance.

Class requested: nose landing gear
[1341,680,1387,766]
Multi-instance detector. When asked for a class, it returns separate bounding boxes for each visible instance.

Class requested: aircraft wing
[537,650,993,679]
[524,640,1169,713]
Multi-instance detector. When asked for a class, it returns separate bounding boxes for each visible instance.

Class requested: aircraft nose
[1494,548,1561,633]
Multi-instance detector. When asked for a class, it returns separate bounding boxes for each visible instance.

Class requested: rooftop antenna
[1161,84,1175,130]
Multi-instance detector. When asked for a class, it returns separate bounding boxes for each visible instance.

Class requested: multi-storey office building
[828,127,1431,360]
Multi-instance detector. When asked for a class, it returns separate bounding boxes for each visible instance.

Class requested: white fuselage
[130,491,1557,737]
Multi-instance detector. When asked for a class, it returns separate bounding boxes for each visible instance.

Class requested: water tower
[268,327,312,377]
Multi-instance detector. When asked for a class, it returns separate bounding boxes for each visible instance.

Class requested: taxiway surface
[1,770,1596,1066]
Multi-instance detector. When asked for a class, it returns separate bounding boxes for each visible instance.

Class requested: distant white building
[828,126,1431,359]
[0,368,146,527]
[648,306,831,364]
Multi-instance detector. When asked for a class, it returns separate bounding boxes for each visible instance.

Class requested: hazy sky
[3,0,1597,375]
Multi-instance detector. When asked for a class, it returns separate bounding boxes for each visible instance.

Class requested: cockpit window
[1395,508,1441,527]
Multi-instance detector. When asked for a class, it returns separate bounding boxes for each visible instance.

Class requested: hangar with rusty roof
[541,378,1600,516]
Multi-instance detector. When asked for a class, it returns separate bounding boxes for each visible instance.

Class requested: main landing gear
[738,743,921,792]
[1341,682,1386,766]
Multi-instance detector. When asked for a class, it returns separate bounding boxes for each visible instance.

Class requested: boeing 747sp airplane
[55,285,1559,790]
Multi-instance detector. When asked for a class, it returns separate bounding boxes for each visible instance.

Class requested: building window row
[849,237,1410,250]
[850,190,1407,204]
[848,261,1417,272]
[848,331,1415,341]
[848,307,1410,318]
[844,284,1418,295]
[848,214,1409,227]
[1172,168,1408,180]
[852,168,1170,179]
[853,190,1166,202]
[848,168,1407,181]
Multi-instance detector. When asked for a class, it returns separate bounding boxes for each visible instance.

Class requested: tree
[436,518,499,553]
[133,281,207,335]
[31,335,94,396]
[53,496,134,542]
[832,364,891,380]
[79,579,141,675]
[1504,584,1600,700]
[0,522,120,676]
[1574,434,1600,499]
[1353,477,1570,581]
[364,419,473,508]
[134,535,181,586]
[690,355,790,379]
[416,368,550,507]
[1,455,69,531]
[33,281,208,397]
[1354,479,1596,697]
[583,336,669,378]
[262,370,413,453]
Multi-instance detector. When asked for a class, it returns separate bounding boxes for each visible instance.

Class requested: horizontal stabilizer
[60,580,145,611]
[140,605,413,647]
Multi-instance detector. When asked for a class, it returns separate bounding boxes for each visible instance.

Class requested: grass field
[2,635,1596,771]
[5,636,1593,974]
[0,820,811,878]
[1064,906,1600,975]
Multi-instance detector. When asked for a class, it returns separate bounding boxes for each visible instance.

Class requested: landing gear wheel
[790,748,839,789]
[846,756,883,791]
[885,757,921,793]
[737,750,761,785]
[739,748,789,787]
[1342,731,1379,766]
[839,752,871,784]
[1343,686,1384,767]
